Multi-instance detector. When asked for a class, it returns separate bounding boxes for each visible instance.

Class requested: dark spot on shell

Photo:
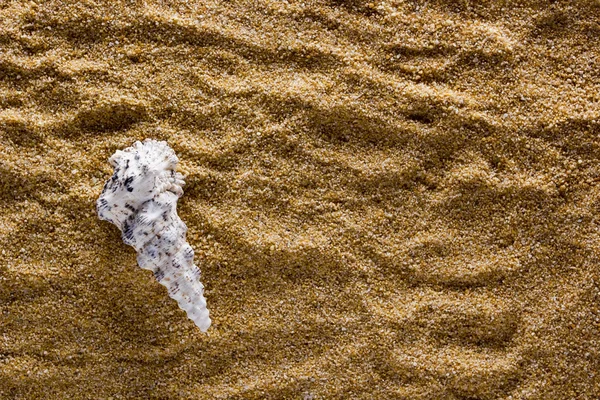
[192,268,201,279]
[147,247,158,258]
[154,268,165,281]
[184,246,194,261]
[122,220,135,243]
[127,187,134,192]
[169,281,180,294]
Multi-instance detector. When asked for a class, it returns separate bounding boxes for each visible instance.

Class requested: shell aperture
[96,139,211,332]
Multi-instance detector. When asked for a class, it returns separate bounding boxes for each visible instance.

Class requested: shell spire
[96,139,211,332]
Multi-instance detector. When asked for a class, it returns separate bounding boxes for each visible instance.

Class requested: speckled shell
[96,139,211,332]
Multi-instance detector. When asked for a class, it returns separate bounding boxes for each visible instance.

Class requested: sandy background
[1,0,600,398]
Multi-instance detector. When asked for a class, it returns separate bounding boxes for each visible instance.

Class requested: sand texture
[1,0,600,398]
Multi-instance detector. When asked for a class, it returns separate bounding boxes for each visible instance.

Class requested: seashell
[96,139,211,332]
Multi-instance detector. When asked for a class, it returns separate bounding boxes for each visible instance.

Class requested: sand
[1,0,600,398]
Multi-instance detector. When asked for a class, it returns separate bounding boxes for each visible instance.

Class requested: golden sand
[1,0,600,398]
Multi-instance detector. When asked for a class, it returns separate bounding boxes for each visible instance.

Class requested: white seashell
[96,139,211,332]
